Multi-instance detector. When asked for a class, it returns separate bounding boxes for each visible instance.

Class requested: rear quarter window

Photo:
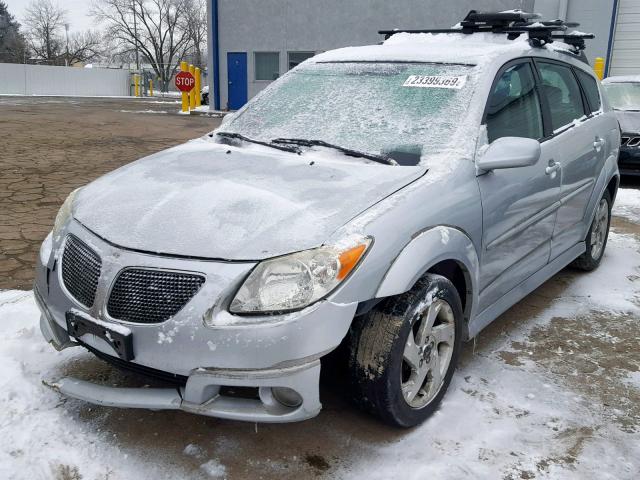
[575,69,602,114]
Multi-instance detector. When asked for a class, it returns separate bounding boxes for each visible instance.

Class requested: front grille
[621,134,640,147]
[61,234,102,308]
[106,269,205,324]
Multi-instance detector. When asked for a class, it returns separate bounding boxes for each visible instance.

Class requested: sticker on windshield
[403,75,467,89]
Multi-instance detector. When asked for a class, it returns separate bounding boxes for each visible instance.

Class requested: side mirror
[476,137,541,172]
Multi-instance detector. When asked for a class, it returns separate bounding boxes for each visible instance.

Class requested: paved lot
[0,96,220,289]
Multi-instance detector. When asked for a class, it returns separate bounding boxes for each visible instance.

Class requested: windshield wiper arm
[272,138,395,166]
[216,131,300,154]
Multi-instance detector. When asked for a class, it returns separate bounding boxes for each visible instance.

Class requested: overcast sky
[7,0,96,33]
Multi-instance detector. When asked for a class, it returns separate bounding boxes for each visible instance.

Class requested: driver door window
[486,63,543,143]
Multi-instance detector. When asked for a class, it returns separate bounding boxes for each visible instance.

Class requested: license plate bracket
[66,310,134,361]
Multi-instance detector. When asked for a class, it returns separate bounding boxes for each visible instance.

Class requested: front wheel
[571,191,611,271]
[348,274,463,427]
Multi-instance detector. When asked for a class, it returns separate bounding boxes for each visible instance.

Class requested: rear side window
[575,69,602,113]
[537,62,586,131]
[486,62,543,143]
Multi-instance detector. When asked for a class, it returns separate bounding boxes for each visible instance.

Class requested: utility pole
[132,0,140,71]
[64,23,70,66]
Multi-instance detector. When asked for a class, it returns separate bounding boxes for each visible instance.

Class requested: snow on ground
[1,190,640,479]
[613,188,640,223]
[119,109,169,115]
[0,291,193,480]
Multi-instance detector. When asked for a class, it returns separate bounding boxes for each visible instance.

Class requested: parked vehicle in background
[201,85,209,105]
[602,76,640,176]
[35,11,620,428]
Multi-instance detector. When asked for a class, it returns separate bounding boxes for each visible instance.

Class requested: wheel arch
[375,226,479,339]
[606,174,619,205]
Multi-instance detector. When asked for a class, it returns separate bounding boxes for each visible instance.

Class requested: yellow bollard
[181,61,189,113]
[134,74,140,97]
[594,57,605,80]
[195,67,202,108]
[189,64,196,110]
[149,79,153,97]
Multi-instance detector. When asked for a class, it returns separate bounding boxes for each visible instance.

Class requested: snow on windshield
[603,82,640,111]
[224,62,477,162]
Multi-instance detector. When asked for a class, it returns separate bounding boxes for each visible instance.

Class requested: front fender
[375,226,480,332]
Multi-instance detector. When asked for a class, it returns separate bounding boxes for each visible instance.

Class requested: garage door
[609,0,640,76]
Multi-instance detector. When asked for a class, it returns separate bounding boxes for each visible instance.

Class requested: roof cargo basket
[379,10,594,57]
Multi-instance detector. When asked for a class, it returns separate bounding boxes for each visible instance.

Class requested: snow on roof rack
[379,10,594,54]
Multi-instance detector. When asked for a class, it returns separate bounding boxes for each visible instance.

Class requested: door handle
[593,137,605,152]
[545,160,561,176]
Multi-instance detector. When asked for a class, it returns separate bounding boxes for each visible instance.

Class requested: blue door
[227,52,248,110]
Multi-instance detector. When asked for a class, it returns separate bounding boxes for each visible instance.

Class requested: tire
[571,191,612,271]
[348,274,463,428]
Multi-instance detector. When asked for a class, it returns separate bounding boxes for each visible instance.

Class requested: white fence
[0,63,131,97]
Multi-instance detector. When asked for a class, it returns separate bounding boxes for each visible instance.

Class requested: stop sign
[175,71,196,92]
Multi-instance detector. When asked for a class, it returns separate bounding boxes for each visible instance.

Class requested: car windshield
[603,82,640,111]
[223,62,476,162]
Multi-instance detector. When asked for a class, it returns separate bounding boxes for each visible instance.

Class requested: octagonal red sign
[175,71,196,92]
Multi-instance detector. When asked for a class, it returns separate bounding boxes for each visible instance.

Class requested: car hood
[73,138,426,260]
[614,110,640,134]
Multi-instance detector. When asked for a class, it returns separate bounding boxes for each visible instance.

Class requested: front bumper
[35,220,358,422]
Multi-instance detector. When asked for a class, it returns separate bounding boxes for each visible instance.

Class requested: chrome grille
[621,134,640,147]
[61,234,102,308]
[107,269,205,324]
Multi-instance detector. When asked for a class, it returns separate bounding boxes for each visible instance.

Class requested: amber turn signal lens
[337,244,368,280]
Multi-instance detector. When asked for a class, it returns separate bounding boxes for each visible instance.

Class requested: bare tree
[93,0,191,91]
[182,0,206,67]
[67,30,104,65]
[23,0,65,63]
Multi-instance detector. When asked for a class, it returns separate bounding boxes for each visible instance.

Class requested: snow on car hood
[73,138,426,260]
[614,110,640,134]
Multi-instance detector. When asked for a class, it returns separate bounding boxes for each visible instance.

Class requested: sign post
[195,67,202,108]
[176,61,196,112]
[189,64,197,110]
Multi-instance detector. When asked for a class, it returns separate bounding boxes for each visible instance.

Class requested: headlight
[230,237,371,314]
[52,189,79,240]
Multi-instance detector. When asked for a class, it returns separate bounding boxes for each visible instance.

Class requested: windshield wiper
[272,138,395,166]
[216,131,300,154]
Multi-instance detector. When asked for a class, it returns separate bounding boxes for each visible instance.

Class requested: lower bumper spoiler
[49,360,322,423]
[52,378,182,410]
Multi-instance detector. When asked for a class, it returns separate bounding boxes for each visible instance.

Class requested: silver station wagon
[36,11,620,427]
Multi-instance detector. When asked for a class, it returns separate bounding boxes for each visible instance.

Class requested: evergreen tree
[0,1,27,63]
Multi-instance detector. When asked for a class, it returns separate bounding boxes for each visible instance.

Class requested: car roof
[311,32,590,71]
[602,75,640,84]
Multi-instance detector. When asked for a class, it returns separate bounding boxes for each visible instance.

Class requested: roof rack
[379,10,594,55]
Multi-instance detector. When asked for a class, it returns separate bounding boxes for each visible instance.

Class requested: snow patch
[613,188,640,223]
[200,459,226,478]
